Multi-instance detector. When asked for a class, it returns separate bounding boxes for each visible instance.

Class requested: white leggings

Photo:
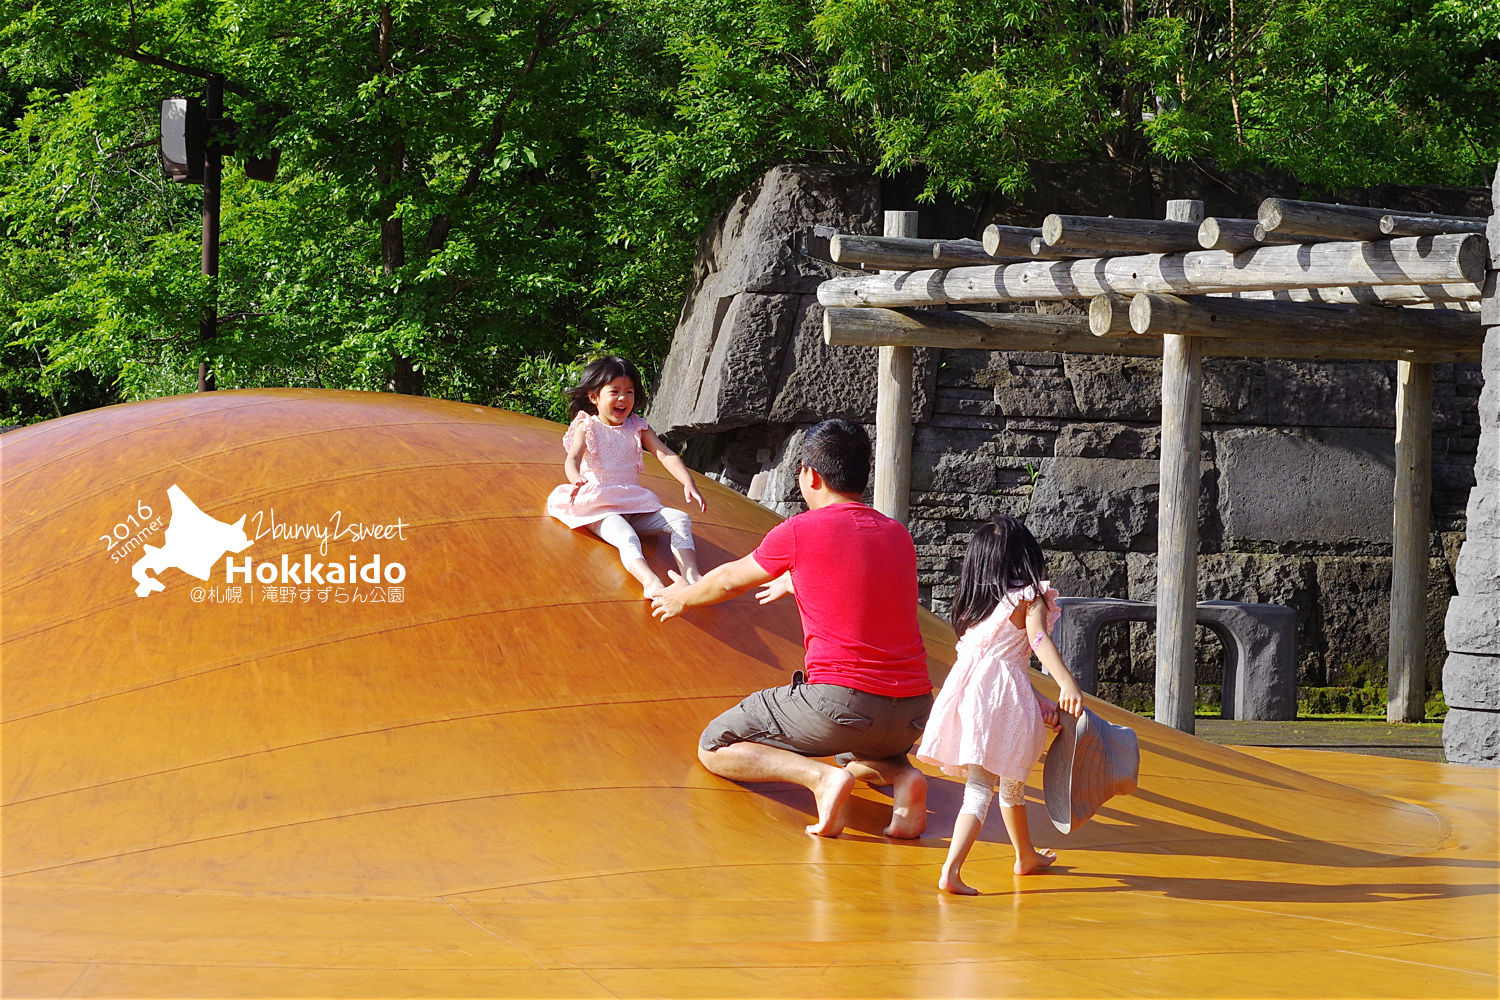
[586,509,695,566]
[960,765,1026,824]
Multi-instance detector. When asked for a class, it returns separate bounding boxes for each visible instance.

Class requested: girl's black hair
[950,515,1049,638]
[567,356,646,418]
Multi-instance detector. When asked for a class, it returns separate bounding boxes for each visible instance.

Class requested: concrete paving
[1196,718,1447,761]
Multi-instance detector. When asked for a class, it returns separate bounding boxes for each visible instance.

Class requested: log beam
[1127,293,1483,352]
[830,233,993,271]
[931,239,1019,266]
[1029,237,1131,260]
[1380,214,1487,237]
[815,234,1486,309]
[1198,217,1304,252]
[825,307,1481,362]
[982,224,1043,257]
[1089,295,1133,338]
[1259,198,1484,241]
[1043,214,1202,254]
[1253,223,1323,244]
[1214,284,1480,307]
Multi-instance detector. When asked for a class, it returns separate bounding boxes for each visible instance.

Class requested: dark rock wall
[648,163,1486,716]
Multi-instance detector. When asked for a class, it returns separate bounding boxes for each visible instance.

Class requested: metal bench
[1053,597,1297,720]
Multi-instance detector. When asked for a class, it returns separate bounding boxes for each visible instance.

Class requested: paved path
[1196,718,1446,761]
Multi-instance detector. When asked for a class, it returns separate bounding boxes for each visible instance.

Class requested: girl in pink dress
[916,516,1084,895]
[546,356,705,598]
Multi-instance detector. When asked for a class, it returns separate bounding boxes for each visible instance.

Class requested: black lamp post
[199,74,223,392]
[159,75,279,392]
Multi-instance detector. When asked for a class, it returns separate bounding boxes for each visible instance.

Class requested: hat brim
[1043,706,1140,834]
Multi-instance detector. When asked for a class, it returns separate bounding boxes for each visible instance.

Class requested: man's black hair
[800,419,871,496]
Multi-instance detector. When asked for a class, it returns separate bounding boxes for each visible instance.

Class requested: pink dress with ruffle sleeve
[916,582,1062,782]
[546,412,664,529]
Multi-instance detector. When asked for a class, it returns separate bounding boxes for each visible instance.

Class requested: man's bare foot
[883,766,927,839]
[938,868,979,896]
[805,767,855,837]
[1014,848,1057,875]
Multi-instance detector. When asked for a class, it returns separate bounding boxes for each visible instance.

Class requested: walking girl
[916,516,1085,894]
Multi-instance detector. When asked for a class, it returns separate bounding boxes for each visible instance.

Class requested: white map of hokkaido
[131,484,253,597]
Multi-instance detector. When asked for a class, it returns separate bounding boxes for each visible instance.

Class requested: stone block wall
[1440,167,1500,765]
[649,163,1486,722]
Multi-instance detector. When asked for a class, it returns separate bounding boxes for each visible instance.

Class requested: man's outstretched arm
[651,552,774,621]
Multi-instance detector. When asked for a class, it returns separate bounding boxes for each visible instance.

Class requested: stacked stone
[906,341,1476,709]
[1441,168,1500,765]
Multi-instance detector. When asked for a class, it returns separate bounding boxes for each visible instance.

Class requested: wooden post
[1157,199,1205,733]
[874,210,917,522]
[1388,360,1434,722]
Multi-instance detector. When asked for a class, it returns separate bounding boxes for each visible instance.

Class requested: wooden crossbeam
[1123,293,1483,352]
[1197,217,1304,252]
[1043,214,1202,254]
[1380,214,1487,237]
[1258,198,1484,241]
[830,234,973,271]
[1252,222,1322,243]
[823,306,1481,362]
[1028,237,1131,259]
[1214,284,1480,307]
[981,224,1043,257]
[815,234,1486,309]
[931,239,1016,266]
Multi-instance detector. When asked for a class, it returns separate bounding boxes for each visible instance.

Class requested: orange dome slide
[2,390,1495,998]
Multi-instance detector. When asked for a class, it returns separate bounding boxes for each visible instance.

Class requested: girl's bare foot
[938,869,979,895]
[805,767,855,837]
[1014,848,1057,875]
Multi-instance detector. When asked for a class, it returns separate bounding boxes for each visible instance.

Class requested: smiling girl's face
[590,376,636,426]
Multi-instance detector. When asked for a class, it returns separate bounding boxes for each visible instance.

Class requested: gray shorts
[699,671,932,762]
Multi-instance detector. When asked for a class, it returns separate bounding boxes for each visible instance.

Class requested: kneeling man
[651,419,932,837]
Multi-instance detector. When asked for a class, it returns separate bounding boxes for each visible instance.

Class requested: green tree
[631,0,1498,202]
[1,0,687,422]
[2,1,1495,426]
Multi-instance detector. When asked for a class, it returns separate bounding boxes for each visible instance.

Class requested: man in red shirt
[651,420,933,838]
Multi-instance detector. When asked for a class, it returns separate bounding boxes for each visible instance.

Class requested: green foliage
[0,0,691,421]
[1297,684,1449,720]
[1,0,1495,425]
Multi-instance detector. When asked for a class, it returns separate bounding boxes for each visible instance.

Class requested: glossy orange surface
[2,389,1496,998]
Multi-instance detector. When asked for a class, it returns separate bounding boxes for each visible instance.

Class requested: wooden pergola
[817,198,1487,732]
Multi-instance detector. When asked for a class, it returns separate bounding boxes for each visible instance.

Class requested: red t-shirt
[752,501,930,698]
